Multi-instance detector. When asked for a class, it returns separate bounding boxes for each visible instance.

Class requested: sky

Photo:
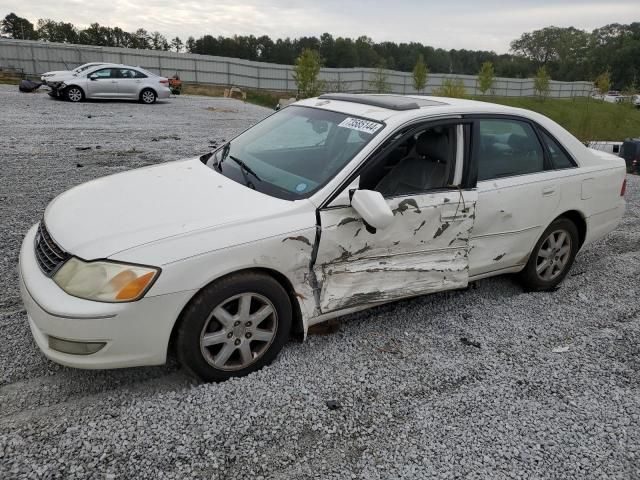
[4,0,639,53]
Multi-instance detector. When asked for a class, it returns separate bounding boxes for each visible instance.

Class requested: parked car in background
[592,91,628,104]
[620,138,640,173]
[587,141,623,155]
[40,62,104,82]
[19,94,626,382]
[47,64,171,104]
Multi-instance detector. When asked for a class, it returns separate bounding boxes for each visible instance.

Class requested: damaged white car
[19,94,627,381]
[41,62,104,82]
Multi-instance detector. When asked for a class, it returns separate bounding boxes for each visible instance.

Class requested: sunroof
[318,93,446,110]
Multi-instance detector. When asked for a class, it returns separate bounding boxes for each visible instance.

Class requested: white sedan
[19,94,626,381]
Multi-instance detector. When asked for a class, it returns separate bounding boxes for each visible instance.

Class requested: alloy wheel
[199,293,278,371]
[67,88,82,102]
[141,90,155,104]
[535,229,572,281]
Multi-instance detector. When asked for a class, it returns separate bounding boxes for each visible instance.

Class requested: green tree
[434,78,466,98]
[477,61,495,95]
[1,13,37,39]
[533,66,551,100]
[170,36,183,52]
[412,54,428,93]
[150,31,169,50]
[36,19,78,43]
[593,71,612,95]
[293,49,324,98]
[369,62,391,93]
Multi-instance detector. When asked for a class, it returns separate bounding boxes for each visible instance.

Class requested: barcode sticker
[338,117,383,135]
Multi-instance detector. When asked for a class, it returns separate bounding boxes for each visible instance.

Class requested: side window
[116,69,136,79]
[477,119,545,181]
[540,130,575,169]
[91,68,114,79]
[361,125,456,197]
[133,69,147,78]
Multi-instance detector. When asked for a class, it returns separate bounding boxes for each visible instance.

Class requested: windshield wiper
[215,142,231,171]
[228,155,262,183]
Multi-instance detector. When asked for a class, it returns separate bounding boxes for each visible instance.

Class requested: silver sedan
[48,65,171,104]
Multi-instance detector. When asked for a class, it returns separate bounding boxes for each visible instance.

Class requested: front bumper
[19,224,196,369]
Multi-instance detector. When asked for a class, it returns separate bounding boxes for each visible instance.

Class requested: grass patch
[245,90,280,109]
[473,96,640,142]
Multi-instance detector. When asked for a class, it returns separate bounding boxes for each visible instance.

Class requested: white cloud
[3,0,638,52]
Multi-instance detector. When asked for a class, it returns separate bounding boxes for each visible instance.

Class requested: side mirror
[88,74,97,81]
[351,189,394,230]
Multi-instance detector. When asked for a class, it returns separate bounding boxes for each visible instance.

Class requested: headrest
[416,129,450,162]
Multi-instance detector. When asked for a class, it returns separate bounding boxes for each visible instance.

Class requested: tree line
[2,12,638,88]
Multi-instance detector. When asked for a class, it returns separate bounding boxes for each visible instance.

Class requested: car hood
[45,73,80,83]
[43,70,70,76]
[44,158,305,260]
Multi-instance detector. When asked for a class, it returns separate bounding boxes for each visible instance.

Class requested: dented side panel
[314,190,477,313]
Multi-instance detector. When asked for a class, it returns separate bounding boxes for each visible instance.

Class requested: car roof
[296,93,528,122]
[294,93,593,164]
[318,93,447,111]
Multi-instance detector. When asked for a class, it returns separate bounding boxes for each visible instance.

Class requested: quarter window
[477,119,545,181]
[540,130,575,169]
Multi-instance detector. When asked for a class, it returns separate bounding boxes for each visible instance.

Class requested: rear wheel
[520,217,579,291]
[140,88,157,104]
[65,86,84,102]
[176,272,292,382]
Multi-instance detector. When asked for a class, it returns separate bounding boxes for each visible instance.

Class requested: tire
[65,86,84,102]
[519,217,579,292]
[140,88,157,104]
[176,272,292,382]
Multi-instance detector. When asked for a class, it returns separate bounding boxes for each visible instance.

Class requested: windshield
[73,63,101,73]
[205,106,383,200]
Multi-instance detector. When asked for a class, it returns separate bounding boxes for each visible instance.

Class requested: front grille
[34,222,69,276]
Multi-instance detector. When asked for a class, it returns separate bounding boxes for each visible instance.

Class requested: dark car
[620,138,640,174]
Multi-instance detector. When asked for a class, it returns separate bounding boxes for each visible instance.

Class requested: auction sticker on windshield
[338,117,383,135]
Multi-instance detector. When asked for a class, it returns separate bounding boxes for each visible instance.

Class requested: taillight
[159,79,169,85]
[621,178,627,196]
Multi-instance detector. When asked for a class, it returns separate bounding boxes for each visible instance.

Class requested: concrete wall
[0,39,594,98]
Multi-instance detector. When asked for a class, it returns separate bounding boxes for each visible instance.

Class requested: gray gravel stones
[0,84,639,479]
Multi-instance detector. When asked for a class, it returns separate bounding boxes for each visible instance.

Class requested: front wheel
[176,272,292,382]
[65,86,84,102]
[140,88,157,104]
[520,217,579,291]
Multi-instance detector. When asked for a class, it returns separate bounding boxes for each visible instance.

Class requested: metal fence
[0,39,594,98]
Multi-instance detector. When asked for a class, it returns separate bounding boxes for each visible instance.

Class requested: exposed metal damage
[310,191,477,314]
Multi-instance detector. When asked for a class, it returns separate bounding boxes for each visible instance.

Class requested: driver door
[87,68,118,98]
[313,122,477,313]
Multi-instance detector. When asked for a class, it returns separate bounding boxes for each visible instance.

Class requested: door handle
[542,186,556,196]
[111,80,117,83]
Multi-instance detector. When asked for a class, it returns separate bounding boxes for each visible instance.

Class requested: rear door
[468,117,562,277]
[115,68,146,99]
[312,121,477,313]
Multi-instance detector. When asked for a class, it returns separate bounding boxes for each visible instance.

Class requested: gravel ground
[0,84,638,479]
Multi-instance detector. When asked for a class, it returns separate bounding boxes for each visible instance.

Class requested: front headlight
[53,258,160,302]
